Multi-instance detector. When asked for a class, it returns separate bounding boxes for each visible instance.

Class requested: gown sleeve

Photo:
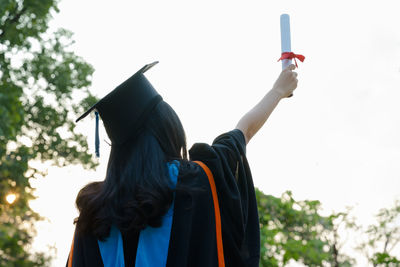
[189,129,260,266]
[66,228,104,267]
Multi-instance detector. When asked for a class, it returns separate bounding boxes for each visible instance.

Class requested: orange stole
[194,161,225,267]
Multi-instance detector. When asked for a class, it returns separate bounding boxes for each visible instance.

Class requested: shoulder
[177,160,208,181]
[189,129,246,161]
[76,181,104,211]
[175,160,213,193]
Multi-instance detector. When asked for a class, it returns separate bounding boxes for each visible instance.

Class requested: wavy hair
[75,101,189,240]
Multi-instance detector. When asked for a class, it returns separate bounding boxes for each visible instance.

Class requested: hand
[272,64,298,98]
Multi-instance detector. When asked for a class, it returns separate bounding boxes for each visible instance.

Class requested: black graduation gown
[67,129,260,266]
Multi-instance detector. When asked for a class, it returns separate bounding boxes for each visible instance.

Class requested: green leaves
[257,189,400,267]
[1,0,97,265]
[372,252,400,266]
[0,0,56,47]
[256,189,353,266]
[357,200,400,266]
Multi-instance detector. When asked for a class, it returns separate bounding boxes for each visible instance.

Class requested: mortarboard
[75,61,162,156]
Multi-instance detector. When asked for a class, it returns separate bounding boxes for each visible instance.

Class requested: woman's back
[68,129,259,267]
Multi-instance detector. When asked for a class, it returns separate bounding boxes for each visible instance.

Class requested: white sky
[29,0,400,266]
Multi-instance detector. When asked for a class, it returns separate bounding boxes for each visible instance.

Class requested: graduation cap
[76,61,162,157]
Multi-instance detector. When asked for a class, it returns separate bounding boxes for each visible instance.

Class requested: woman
[67,62,298,267]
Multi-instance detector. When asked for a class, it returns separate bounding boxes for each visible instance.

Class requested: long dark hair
[75,101,188,240]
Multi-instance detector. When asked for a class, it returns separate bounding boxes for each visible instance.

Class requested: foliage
[257,189,330,266]
[357,200,400,267]
[324,210,358,267]
[256,189,355,267]
[256,188,400,267]
[0,0,97,265]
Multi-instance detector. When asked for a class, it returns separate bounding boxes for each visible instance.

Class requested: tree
[256,189,331,266]
[256,189,355,267]
[0,0,97,265]
[357,200,400,267]
[324,210,358,267]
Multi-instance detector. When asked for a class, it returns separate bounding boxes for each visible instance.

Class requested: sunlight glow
[6,193,17,204]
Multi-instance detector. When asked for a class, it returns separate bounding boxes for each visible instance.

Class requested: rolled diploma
[280,14,292,70]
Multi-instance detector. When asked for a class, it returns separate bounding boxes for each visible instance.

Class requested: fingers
[280,67,298,85]
[290,76,298,91]
[284,64,296,71]
[274,64,299,97]
[290,69,298,81]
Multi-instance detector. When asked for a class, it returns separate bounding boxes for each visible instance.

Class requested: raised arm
[235,64,298,144]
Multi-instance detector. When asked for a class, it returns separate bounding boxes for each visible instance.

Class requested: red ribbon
[278,52,305,68]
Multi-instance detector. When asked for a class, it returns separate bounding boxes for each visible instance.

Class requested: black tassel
[95,111,100,157]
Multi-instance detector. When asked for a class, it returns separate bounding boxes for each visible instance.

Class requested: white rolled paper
[280,14,292,70]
